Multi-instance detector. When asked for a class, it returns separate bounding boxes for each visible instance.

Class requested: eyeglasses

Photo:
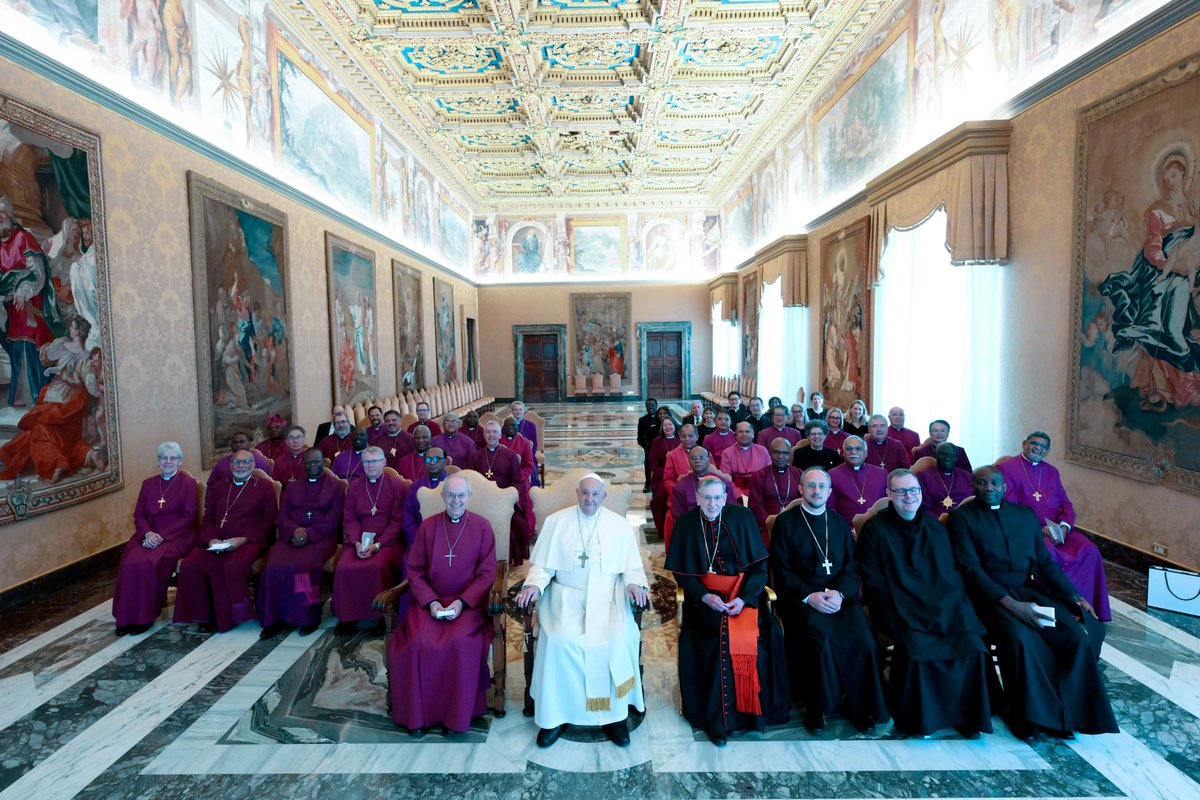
[1026,441,1050,450]
[890,487,922,497]
[362,458,385,465]
[424,455,444,462]
[157,455,182,463]
[230,458,254,466]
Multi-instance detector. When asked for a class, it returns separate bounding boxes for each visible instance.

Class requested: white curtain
[782,304,809,407]
[872,208,1003,463]
[757,277,784,401]
[711,302,740,378]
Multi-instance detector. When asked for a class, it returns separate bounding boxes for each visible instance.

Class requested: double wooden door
[644,331,683,398]
[521,334,560,402]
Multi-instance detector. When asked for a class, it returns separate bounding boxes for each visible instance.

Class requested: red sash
[699,572,762,715]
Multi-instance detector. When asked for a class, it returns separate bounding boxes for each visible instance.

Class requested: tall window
[755,278,810,404]
[712,303,740,378]
[873,208,1003,463]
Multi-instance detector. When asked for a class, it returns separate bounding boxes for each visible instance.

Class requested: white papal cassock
[524,505,648,729]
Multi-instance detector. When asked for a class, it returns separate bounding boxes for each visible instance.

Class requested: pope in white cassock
[516,474,649,748]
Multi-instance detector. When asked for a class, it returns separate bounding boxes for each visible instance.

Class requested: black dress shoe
[196,623,216,634]
[114,625,130,636]
[1043,728,1076,741]
[803,709,825,735]
[259,623,284,640]
[955,725,981,740]
[849,715,876,734]
[129,623,152,635]
[706,728,727,746]
[603,721,630,747]
[1007,719,1035,741]
[537,724,567,748]
[299,622,320,636]
[333,621,357,635]
[410,726,427,738]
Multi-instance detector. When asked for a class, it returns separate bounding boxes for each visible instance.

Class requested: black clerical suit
[637,412,660,489]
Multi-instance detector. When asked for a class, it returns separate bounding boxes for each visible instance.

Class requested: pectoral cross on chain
[577,550,589,568]
[306,511,313,520]
[158,497,165,509]
[1032,491,1043,502]
[821,557,833,576]
[219,515,228,529]
[444,551,457,565]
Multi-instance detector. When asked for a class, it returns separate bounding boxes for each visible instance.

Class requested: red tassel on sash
[699,572,762,715]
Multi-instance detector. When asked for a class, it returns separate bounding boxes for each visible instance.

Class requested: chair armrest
[371,580,410,615]
[488,560,509,616]
[764,586,777,604]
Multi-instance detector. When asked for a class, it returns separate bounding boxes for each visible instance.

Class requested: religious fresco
[700,214,722,273]
[0,95,121,526]
[819,217,871,412]
[325,233,377,406]
[724,184,754,265]
[392,260,423,391]
[510,223,546,274]
[1068,53,1200,497]
[570,293,629,382]
[194,3,271,149]
[641,220,684,274]
[188,172,293,470]
[432,276,457,383]
[438,194,469,268]
[568,218,625,274]
[739,270,759,385]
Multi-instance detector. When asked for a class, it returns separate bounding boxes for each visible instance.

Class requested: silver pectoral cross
[444,551,456,565]
[821,557,833,575]
[306,511,313,519]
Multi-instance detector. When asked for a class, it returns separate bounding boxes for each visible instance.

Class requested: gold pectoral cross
[485,469,494,479]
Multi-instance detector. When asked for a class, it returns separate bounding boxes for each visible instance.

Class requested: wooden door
[522,334,560,402]
[645,331,683,398]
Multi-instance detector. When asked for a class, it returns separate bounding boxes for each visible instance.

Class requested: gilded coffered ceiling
[285,0,890,211]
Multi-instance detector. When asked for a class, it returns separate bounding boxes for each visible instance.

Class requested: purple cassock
[887,426,921,453]
[911,441,974,473]
[258,475,347,628]
[827,463,888,524]
[407,419,442,437]
[917,467,973,515]
[467,445,533,566]
[516,418,540,487]
[173,476,277,631]
[333,474,408,623]
[318,431,354,462]
[206,450,272,491]
[826,430,849,452]
[997,455,1110,621]
[748,465,804,538]
[716,444,771,497]
[865,436,911,473]
[112,471,199,628]
[756,426,803,449]
[397,451,430,482]
[379,430,416,470]
[273,450,307,485]
[431,432,477,470]
[670,471,737,521]
[255,438,288,462]
[648,434,679,535]
[501,433,535,486]
[388,511,497,732]
[704,430,737,464]
[366,424,387,448]
[402,471,449,545]
[463,425,485,448]
[331,450,365,482]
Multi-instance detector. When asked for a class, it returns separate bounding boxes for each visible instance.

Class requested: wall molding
[865,120,1012,208]
[511,324,567,402]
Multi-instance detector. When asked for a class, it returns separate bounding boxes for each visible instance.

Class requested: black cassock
[667,504,791,736]
[770,505,888,723]
[858,505,993,736]
[948,499,1118,735]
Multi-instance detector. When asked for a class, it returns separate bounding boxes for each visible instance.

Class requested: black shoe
[955,725,981,740]
[259,623,284,640]
[372,619,386,635]
[1007,719,1035,741]
[803,709,825,735]
[333,621,357,635]
[849,715,876,734]
[299,622,320,635]
[537,724,567,748]
[410,726,427,738]
[706,728,727,747]
[1043,727,1076,741]
[642,485,651,493]
[196,623,216,634]
[603,721,630,747]
[114,625,130,636]
[128,623,152,635]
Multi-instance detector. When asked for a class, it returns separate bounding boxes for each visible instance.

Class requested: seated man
[911,419,973,471]
[948,467,1117,740]
[255,414,289,461]
[500,416,536,488]
[667,446,735,552]
[407,401,442,437]
[206,431,271,490]
[886,407,921,453]
[917,442,973,514]
[756,405,802,449]
[865,415,911,472]
[510,400,541,487]
[173,450,277,632]
[331,426,369,482]
[770,468,888,734]
[716,421,771,497]
[748,437,804,541]
[727,390,750,424]
[272,425,308,485]
[332,446,407,633]
[467,420,533,566]
[389,475,497,734]
[827,436,886,524]
[705,410,737,465]
[462,408,485,447]
[858,469,992,738]
[792,420,844,472]
[313,404,344,444]
[401,446,449,545]
[258,447,346,638]
[397,425,433,481]
[996,432,1110,621]
[666,476,790,745]
[379,410,416,470]
[663,423,701,502]
[431,412,475,468]
[745,396,770,436]
[318,410,354,461]
[515,474,649,748]
[365,405,386,446]
[112,442,198,635]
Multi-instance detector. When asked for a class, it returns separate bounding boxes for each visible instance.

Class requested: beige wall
[0,57,476,593]
[477,283,712,399]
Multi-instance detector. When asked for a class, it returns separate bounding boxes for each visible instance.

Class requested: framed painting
[393,260,423,391]
[819,217,872,411]
[325,233,378,406]
[432,276,457,384]
[569,217,626,274]
[189,172,294,470]
[739,270,760,384]
[438,194,469,268]
[571,293,630,382]
[0,94,122,525]
[511,223,547,274]
[1068,53,1200,496]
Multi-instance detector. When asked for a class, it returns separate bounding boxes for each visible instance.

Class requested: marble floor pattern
[2,401,1200,798]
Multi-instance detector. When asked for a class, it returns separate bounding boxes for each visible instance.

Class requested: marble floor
[2,401,1200,799]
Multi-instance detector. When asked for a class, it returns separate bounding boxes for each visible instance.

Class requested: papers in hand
[1032,604,1056,628]
[207,541,234,552]
[1044,519,1067,545]
[434,607,455,619]
[360,532,376,549]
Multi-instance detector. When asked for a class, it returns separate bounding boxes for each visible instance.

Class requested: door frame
[513,324,567,402]
[637,321,692,400]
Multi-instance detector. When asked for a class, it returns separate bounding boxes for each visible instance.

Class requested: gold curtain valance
[754,234,809,307]
[708,273,738,322]
[865,120,1011,285]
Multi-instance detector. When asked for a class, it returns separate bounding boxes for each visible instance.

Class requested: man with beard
[379,410,416,470]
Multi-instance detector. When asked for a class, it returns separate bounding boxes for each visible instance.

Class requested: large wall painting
[432,276,457,383]
[438,194,469,268]
[724,184,754,265]
[393,260,423,391]
[0,95,122,525]
[819,217,871,412]
[569,217,626,274]
[1069,53,1200,496]
[189,172,293,469]
[325,233,378,406]
[739,270,760,385]
[571,293,630,382]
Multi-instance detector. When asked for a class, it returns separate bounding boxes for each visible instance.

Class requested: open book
[1044,519,1067,546]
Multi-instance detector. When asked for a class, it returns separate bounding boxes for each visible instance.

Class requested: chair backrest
[575,373,589,396]
[479,411,502,428]
[525,410,545,450]
[993,454,1013,466]
[417,469,517,561]
[322,466,349,492]
[529,468,632,534]
[608,373,620,391]
[590,373,604,392]
[764,497,805,541]
[400,412,419,432]
[251,468,282,506]
[852,496,890,538]
[910,456,936,474]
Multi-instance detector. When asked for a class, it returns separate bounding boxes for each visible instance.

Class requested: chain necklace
[848,466,868,505]
[441,513,467,566]
[1018,456,1045,502]
[771,468,793,508]
[575,507,601,568]
[799,507,833,575]
[363,476,384,516]
[934,469,957,509]
[156,473,176,510]
[701,511,723,574]
[220,477,252,528]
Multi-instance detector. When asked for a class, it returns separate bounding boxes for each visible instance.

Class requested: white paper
[360,531,376,549]
[434,608,455,619]
[207,541,233,552]
[1032,604,1057,628]
[1044,519,1066,545]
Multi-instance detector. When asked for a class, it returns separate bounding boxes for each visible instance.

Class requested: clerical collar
[353,449,365,454]
[775,467,787,473]
[801,501,823,515]
[990,503,1001,510]
[161,472,176,480]
[739,445,750,451]
[851,464,862,470]
[449,514,463,523]
[368,477,378,483]
[233,479,247,486]
[1022,454,1041,466]
[487,446,497,452]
